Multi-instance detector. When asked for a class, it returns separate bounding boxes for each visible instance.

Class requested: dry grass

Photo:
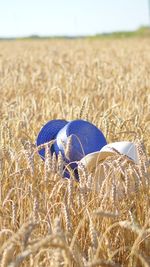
[0,38,150,267]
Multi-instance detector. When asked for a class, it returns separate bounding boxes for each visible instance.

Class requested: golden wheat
[0,38,150,266]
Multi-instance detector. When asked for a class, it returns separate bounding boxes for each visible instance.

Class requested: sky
[0,0,149,37]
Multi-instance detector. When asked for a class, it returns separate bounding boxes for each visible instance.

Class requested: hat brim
[36,119,68,159]
[80,151,115,171]
[80,141,138,172]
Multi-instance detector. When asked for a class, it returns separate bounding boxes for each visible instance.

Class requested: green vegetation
[93,26,150,39]
[0,26,150,41]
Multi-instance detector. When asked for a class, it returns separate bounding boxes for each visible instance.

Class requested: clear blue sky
[0,0,149,37]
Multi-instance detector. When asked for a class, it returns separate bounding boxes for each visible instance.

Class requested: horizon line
[0,26,149,40]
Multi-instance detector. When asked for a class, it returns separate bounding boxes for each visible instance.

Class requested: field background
[0,38,150,267]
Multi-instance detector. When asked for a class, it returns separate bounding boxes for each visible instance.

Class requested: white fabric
[80,141,139,170]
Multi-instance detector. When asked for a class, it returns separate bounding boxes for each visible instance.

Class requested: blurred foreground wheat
[0,38,150,266]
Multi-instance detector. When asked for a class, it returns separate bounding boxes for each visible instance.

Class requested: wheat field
[0,38,150,267]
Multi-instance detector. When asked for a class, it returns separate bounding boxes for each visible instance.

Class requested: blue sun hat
[36,119,68,159]
[36,119,107,178]
[54,120,107,161]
